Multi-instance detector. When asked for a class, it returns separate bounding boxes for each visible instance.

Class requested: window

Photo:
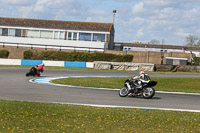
[9,29,15,36]
[27,30,40,38]
[68,32,72,40]
[41,31,53,39]
[54,31,64,39]
[73,33,77,40]
[0,28,2,35]
[54,31,59,39]
[15,29,21,37]
[79,33,91,41]
[2,28,8,36]
[60,32,64,40]
[93,33,105,42]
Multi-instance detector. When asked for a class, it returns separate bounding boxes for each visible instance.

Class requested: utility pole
[113,10,117,25]
[161,39,165,65]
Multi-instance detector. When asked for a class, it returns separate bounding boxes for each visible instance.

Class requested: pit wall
[0,45,192,65]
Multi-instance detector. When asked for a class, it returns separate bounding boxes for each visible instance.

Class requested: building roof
[118,42,200,51]
[0,17,113,32]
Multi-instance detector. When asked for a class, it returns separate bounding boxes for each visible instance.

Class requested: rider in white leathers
[128,71,150,96]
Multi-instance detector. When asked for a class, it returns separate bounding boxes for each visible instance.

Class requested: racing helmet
[139,71,145,79]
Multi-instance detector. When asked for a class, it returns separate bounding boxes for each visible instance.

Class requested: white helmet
[139,71,145,79]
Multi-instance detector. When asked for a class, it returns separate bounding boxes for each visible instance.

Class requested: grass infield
[52,77,200,93]
[0,100,199,133]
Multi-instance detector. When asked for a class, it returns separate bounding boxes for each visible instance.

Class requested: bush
[23,50,133,62]
[193,57,200,65]
[0,50,9,58]
[24,50,33,59]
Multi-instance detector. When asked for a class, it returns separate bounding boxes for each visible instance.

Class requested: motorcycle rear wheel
[26,73,29,77]
[142,87,155,99]
[119,87,129,97]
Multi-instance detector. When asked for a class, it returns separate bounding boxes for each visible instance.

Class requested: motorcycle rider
[31,64,44,75]
[31,64,39,75]
[129,71,150,96]
[38,63,44,73]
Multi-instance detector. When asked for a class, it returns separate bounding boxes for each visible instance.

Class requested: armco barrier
[0,58,93,68]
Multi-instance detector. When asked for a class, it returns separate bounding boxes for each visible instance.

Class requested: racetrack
[0,67,200,112]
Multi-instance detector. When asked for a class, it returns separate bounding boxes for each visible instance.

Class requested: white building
[0,17,115,51]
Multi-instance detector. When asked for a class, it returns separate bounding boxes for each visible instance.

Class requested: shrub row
[0,50,9,58]
[193,57,200,65]
[23,50,133,62]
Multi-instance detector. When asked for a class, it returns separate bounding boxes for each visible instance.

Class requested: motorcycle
[119,76,157,99]
[26,67,41,77]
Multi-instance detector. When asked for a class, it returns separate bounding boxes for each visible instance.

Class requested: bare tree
[185,34,198,46]
[197,40,200,46]
[148,39,160,44]
[132,41,142,44]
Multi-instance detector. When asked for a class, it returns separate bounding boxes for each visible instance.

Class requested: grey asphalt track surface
[0,67,200,112]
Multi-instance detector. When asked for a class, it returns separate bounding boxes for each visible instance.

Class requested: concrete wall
[94,61,154,71]
[105,50,191,64]
[155,64,200,72]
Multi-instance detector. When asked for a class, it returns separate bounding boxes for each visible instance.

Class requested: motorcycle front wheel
[142,87,155,99]
[119,87,129,97]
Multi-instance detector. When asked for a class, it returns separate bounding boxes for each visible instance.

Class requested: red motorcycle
[26,64,44,77]
[26,67,41,77]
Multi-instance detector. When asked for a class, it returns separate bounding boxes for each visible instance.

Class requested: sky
[0,0,200,45]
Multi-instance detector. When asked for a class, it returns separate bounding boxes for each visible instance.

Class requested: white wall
[0,58,21,65]
[42,60,65,67]
[86,62,94,68]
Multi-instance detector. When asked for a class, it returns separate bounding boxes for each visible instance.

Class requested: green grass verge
[0,100,199,133]
[52,77,200,93]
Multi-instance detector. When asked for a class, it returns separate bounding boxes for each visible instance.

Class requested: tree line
[132,35,200,46]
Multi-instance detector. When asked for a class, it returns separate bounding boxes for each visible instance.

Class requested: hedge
[24,50,33,59]
[0,50,9,58]
[23,50,133,62]
[193,57,200,65]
